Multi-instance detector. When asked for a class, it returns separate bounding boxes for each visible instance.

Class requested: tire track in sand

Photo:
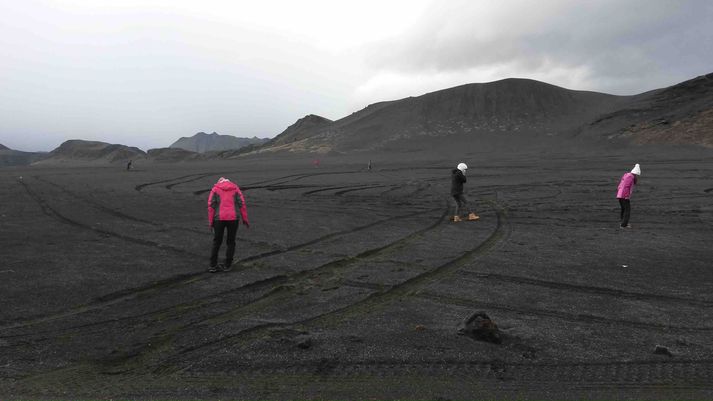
[3,180,441,332]
[2,205,444,340]
[149,200,506,373]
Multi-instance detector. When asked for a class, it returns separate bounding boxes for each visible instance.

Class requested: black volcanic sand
[1,150,713,400]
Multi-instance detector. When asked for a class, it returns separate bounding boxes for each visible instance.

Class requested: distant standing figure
[313,159,320,168]
[616,163,641,228]
[451,162,479,222]
[127,160,132,171]
[368,160,372,171]
[207,177,250,273]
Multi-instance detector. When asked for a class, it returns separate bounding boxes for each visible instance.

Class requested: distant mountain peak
[0,144,8,150]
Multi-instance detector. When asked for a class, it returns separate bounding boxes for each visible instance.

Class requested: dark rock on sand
[458,311,502,344]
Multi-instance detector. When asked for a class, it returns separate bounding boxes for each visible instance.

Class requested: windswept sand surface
[1,152,713,400]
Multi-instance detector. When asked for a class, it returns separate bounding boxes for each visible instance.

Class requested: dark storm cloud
[366,0,713,94]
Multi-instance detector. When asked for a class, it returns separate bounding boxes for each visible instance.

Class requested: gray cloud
[365,0,713,94]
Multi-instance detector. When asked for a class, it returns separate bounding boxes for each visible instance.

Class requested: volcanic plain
[1,149,713,400]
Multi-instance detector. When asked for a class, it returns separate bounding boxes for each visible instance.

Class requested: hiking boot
[467,212,480,221]
[208,265,218,273]
[620,224,632,229]
[453,215,463,222]
[220,263,232,272]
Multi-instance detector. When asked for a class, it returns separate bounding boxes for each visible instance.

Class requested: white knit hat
[457,162,468,172]
[631,163,641,175]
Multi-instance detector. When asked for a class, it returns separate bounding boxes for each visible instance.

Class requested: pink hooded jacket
[207,177,249,226]
[616,172,637,199]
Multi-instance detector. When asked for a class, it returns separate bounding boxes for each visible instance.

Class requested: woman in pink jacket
[207,177,250,272]
[616,163,641,228]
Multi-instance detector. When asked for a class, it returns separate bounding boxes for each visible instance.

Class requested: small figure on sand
[368,160,372,171]
[126,159,132,171]
[451,162,480,222]
[312,159,320,168]
[616,163,641,228]
[207,177,250,273]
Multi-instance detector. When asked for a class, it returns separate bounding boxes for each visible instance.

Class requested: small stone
[458,311,502,344]
[296,336,312,349]
[654,345,673,357]
[415,324,426,331]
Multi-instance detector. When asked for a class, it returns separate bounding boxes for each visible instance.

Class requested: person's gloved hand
[209,225,214,234]
[244,221,250,229]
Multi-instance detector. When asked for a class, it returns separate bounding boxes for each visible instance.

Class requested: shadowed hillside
[585,73,713,147]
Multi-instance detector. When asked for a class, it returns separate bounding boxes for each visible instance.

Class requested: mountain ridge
[170,132,268,153]
[250,74,713,154]
[5,73,712,167]
[34,140,146,165]
[255,78,631,154]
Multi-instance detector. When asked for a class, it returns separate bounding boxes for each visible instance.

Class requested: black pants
[210,220,238,267]
[618,198,631,227]
[453,194,470,216]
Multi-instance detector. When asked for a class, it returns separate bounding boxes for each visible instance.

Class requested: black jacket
[451,169,466,195]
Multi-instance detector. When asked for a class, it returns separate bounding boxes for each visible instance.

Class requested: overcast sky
[1,0,712,151]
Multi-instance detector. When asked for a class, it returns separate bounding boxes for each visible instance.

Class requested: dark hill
[147,147,200,162]
[170,132,268,153]
[265,114,333,149]
[585,73,713,147]
[37,140,146,164]
[0,144,47,167]
[257,78,631,154]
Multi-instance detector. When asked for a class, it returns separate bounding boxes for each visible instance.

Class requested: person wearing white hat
[451,162,479,222]
[616,163,641,228]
